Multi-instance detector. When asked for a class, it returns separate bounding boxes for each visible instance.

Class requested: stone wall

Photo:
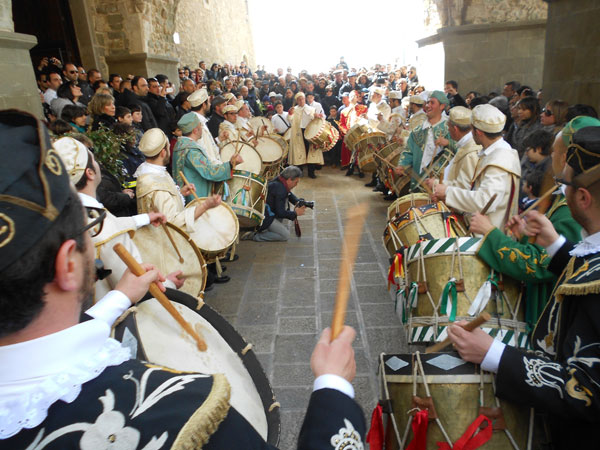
[174,0,255,69]
[542,0,600,112]
[418,0,547,94]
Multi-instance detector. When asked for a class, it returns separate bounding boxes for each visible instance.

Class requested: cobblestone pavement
[204,166,408,449]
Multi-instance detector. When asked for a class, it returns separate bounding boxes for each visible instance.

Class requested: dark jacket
[145,92,176,138]
[97,166,137,216]
[117,89,157,131]
[91,113,117,131]
[207,112,225,139]
[260,177,299,230]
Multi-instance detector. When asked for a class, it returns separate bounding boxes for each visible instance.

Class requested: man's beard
[79,256,96,312]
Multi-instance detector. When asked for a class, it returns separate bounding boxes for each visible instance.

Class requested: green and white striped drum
[399,237,528,348]
[227,170,267,229]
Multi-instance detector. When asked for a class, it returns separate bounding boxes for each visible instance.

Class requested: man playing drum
[51,136,185,300]
[218,104,241,144]
[432,104,521,231]
[377,90,406,141]
[189,88,222,163]
[407,93,427,131]
[172,112,243,202]
[288,92,325,179]
[394,90,455,191]
[0,110,367,449]
[365,86,391,131]
[448,125,600,449]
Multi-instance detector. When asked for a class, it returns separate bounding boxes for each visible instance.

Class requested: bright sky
[247,0,427,74]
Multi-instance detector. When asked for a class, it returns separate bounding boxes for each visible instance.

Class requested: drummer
[377,90,406,141]
[431,104,521,231]
[189,88,222,163]
[172,112,243,202]
[394,90,455,191]
[52,136,185,300]
[365,86,391,130]
[217,104,241,144]
[407,94,427,131]
[235,100,256,141]
[288,92,325,179]
[271,101,291,135]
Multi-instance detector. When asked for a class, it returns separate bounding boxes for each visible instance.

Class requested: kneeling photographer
[243,165,313,242]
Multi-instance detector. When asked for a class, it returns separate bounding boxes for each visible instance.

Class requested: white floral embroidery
[523,356,565,398]
[330,418,364,450]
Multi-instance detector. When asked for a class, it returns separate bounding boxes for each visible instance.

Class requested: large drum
[378,352,530,449]
[220,140,263,175]
[254,137,284,180]
[304,117,339,151]
[377,141,404,184]
[401,237,527,347]
[388,201,467,249]
[343,123,369,152]
[388,193,431,222]
[185,198,239,262]
[132,222,207,299]
[266,133,289,161]
[248,116,275,136]
[228,170,267,228]
[355,131,387,172]
[113,289,280,446]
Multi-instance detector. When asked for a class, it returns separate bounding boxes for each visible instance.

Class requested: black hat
[0,110,71,272]
[212,95,227,106]
[567,126,600,186]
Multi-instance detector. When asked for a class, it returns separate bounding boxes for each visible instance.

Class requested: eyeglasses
[542,109,553,117]
[80,207,107,238]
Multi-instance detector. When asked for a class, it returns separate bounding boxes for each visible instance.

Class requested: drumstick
[152,207,184,264]
[179,171,200,201]
[331,203,369,341]
[518,184,556,219]
[425,312,491,353]
[480,194,498,215]
[113,243,207,351]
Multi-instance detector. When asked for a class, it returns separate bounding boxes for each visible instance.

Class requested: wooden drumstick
[480,193,498,215]
[518,184,556,219]
[179,171,200,201]
[152,207,184,264]
[425,312,491,353]
[113,243,207,351]
[331,203,369,341]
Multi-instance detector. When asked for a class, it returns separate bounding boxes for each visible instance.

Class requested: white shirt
[272,112,291,134]
[0,291,132,438]
[307,101,324,118]
[78,192,150,229]
[194,111,221,163]
[420,117,447,171]
[43,88,57,105]
[293,105,316,129]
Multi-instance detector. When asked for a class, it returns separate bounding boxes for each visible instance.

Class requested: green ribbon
[487,273,504,316]
[399,282,419,324]
[440,279,458,322]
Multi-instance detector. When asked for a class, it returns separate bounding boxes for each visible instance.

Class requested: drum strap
[439,279,458,322]
[436,414,492,450]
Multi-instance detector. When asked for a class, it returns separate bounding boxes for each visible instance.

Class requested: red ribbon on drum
[436,415,492,450]
[387,253,404,290]
[406,409,429,450]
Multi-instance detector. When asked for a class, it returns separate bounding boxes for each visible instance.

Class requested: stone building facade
[418,0,548,94]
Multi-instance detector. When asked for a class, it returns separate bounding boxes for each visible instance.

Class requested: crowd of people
[1,52,600,449]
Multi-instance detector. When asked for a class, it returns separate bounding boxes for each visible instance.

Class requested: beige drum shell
[343,123,369,152]
[380,150,403,190]
[227,170,267,228]
[185,198,239,261]
[220,140,263,174]
[382,222,401,258]
[132,222,207,298]
[254,137,284,180]
[266,133,289,159]
[248,116,274,136]
[387,193,431,221]
[304,118,339,151]
[405,238,523,326]
[132,298,269,440]
[383,353,529,450]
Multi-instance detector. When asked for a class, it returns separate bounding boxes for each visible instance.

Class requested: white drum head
[248,116,274,135]
[187,200,238,253]
[255,137,283,163]
[304,118,324,140]
[135,299,268,439]
[220,141,263,174]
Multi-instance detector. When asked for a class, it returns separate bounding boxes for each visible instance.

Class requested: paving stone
[274,334,317,364]
[353,270,387,286]
[353,375,378,413]
[355,284,395,304]
[244,288,279,304]
[273,386,312,412]
[319,278,338,293]
[237,303,277,326]
[280,306,316,317]
[203,295,242,316]
[366,327,408,357]
[315,221,340,231]
[278,316,317,334]
[278,410,306,450]
[319,292,357,312]
[285,246,314,257]
[286,266,317,279]
[360,303,402,328]
[255,352,273,378]
[284,255,315,268]
[236,325,276,353]
[272,364,313,387]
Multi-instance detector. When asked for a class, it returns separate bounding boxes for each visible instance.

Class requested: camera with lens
[296,198,314,209]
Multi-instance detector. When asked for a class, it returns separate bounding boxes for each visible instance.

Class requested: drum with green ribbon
[399,237,528,348]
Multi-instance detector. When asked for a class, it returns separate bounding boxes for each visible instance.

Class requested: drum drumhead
[254,137,283,163]
[248,116,274,135]
[303,118,324,140]
[186,198,239,253]
[113,288,280,445]
[132,222,206,298]
[220,141,263,174]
